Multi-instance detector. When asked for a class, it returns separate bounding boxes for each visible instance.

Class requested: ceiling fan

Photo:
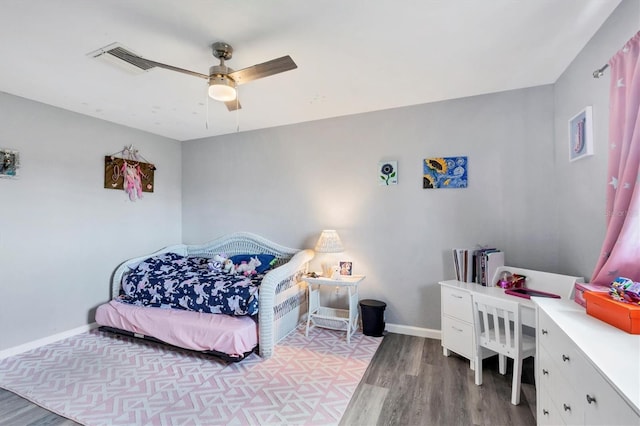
[100,42,297,111]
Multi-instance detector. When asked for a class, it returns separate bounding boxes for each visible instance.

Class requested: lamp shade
[314,230,344,253]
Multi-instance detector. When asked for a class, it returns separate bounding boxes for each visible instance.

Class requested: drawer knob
[562,354,570,362]
[541,329,548,335]
[563,403,571,412]
[542,409,549,416]
[452,294,463,299]
[542,369,549,375]
[586,394,597,404]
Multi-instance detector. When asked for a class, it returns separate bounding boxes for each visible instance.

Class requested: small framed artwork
[0,148,20,178]
[423,156,468,189]
[568,106,593,162]
[378,161,397,185]
[339,261,352,276]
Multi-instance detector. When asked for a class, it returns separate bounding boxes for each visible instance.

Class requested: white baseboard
[385,323,441,340]
[0,322,98,360]
[0,322,437,359]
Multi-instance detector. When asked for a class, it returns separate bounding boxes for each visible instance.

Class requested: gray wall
[183,1,640,332]
[554,0,640,279]
[0,93,182,351]
[182,86,557,330]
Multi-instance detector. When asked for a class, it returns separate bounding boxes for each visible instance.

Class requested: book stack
[452,247,504,286]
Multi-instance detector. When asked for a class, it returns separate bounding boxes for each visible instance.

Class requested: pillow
[229,254,277,274]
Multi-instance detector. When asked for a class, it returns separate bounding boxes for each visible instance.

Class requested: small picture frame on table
[340,261,352,276]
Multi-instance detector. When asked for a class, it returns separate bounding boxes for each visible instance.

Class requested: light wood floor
[0,333,535,426]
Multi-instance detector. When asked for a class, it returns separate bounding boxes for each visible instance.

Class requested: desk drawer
[442,287,472,322]
[442,315,473,358]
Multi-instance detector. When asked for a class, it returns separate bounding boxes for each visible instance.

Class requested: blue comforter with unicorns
[118,253,263,316]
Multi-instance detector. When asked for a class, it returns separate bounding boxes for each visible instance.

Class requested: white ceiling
[0,1,620,141]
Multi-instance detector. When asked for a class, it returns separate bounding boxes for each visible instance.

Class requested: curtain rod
[593,63,609,78]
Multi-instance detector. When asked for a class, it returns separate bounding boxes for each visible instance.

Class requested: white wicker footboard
[110,232,313,359]
[258,249,313,358]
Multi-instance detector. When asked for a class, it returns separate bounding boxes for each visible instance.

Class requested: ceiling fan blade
[118,51,209,80]
[225,99,242,111]
[228,55,297,85]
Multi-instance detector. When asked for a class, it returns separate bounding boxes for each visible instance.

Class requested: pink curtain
[591,31,640,285]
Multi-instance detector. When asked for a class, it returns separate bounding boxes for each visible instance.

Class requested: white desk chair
[472,293,536,405]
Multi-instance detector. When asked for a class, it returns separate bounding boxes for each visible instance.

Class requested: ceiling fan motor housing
[209,64,232,78]
[209,74,236,88]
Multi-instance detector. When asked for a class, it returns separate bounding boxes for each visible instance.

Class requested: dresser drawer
[574,352,640,425]
[538,389,566,426]
[441,286,472,322]
[441,315,473,359]
[537,344,554,392]
[538,310,582,383]
[539,345,584,425]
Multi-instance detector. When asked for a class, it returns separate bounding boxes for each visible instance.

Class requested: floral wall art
[378,161,397,185]
[423,156,468,189]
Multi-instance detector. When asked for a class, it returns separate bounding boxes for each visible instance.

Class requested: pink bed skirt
[95,300,258,357]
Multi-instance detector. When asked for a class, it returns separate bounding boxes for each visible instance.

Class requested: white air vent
[88,42,155,75]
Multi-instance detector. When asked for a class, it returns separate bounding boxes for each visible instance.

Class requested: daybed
[95,232,313,361]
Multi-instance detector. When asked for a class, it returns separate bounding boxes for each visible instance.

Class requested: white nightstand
[303,275,365,344]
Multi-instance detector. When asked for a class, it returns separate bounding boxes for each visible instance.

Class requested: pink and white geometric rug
[0,325,381,425]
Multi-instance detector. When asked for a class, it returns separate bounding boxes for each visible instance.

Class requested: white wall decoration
[568,106,594,162]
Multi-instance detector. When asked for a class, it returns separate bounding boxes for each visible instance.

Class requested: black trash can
[359,299,386,337]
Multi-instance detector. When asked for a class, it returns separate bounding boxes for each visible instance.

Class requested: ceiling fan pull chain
[205,85,210,130]
[236,92,240,132]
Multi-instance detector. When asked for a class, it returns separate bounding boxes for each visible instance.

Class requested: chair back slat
[482,308,492,342]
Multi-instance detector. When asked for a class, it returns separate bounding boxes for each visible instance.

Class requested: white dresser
[535,298,640,425]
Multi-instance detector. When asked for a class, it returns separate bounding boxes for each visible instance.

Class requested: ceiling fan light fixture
[208,75,237,101]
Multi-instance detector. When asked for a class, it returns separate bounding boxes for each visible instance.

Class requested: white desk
[439,267,639,424]
[304,275,365,344]
[439,266,581,369]
[440,279,538,326]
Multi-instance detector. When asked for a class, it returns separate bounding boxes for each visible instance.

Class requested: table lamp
[314,230,344,278]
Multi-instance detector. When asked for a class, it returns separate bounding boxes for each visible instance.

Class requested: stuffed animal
[213,254,228,263]
[208,253,228,272]
[207,261,222,272]
[223,258,234,274]
[330,265,341,280]
[234,256,262,276]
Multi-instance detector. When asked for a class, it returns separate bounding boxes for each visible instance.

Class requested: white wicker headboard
[111,232,300,299]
